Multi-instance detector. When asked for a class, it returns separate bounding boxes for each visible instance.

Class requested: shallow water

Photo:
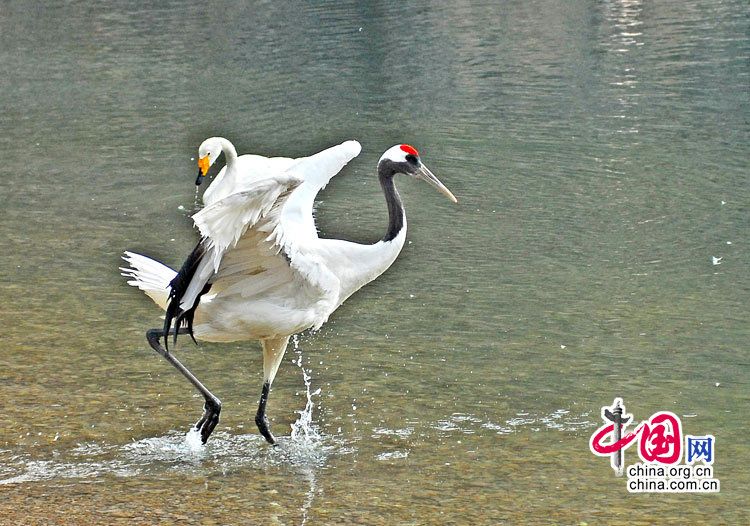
[1,0,748,524]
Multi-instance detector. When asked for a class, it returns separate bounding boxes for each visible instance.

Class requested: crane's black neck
[378,161,406,242]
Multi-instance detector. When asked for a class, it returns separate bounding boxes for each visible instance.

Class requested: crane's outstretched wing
[279,140,361,240]
[202,139,359,209]
[198,141,362,303]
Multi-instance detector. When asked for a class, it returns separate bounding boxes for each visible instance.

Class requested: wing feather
[279,140,361,239]
[164,174,301,343]
[203,154,299,206]
[193,173,303,270]
[166,140,361,343]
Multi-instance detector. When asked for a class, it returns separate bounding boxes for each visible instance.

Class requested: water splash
[0,340,344,493]
[286,336,326,526]
[184,427,205,452]
[290,335,322,444]
[0,428,349,486]
[193,185,201,211]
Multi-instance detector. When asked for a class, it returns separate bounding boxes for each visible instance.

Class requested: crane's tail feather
[120,251,177,310]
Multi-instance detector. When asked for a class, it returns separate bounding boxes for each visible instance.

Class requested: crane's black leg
[256,336,291,445]
[255,381,275,445]
[146,328,221,444]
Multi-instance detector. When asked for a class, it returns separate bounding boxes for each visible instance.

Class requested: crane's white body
[123,139,405,343]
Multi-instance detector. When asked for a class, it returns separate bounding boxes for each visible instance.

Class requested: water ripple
[0,428,346,486]
[430,409,594,436]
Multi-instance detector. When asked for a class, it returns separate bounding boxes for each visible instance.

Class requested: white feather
[203,154,298,206]
[120,251,176,310]
[121,139,456,445]
[188,141,360,339]
[125,139,407,342]
[280,140,362,241]
[193,173,303,261]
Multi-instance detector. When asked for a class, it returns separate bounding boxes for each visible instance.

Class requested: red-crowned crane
[121,138,457,445]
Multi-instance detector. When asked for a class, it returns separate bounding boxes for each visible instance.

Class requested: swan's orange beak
[198,156,210,176]
[196,156,210,186]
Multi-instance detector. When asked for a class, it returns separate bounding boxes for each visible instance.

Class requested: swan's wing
[197,179,343,301]
[202,154,299,206]
[165,167,348,344]
[280,140,361,239]
[194,174,302,263]
[163,172,303,344]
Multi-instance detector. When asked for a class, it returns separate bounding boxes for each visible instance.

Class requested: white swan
[195,136,298,206]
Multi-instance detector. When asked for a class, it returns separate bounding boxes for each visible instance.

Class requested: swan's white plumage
[123,139,379,342]
[202,154,298,206]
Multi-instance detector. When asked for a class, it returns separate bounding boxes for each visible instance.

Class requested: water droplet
[290,343,322,444]
[194,186,201,210]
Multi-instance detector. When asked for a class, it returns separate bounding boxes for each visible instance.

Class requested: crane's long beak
[196,156,210,186]
[416,163,458,203]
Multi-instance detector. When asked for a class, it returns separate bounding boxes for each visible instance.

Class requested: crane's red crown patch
[400,144,419,157]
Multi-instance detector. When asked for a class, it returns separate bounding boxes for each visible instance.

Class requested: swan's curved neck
[201,138,240,206]
[378,163,406,242]
[218,138,238,166]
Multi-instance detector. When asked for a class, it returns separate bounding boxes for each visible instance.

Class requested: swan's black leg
[146,328,221,444]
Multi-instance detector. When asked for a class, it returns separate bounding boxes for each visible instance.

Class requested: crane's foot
[145,328,223,444]
[194,396,222,444]
[255,411,276,445]
[255,381,277,445]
